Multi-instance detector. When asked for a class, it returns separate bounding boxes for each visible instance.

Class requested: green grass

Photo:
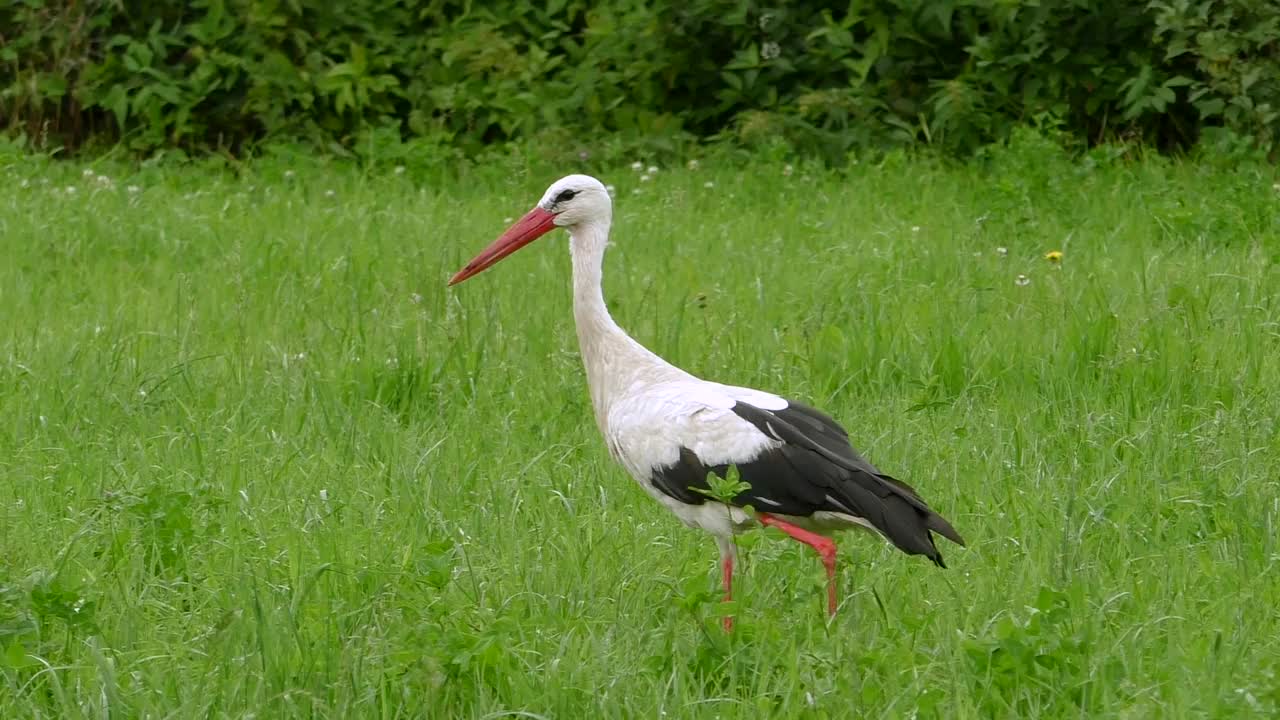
[2,139,1279,718]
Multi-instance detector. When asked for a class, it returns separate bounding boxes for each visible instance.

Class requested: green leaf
[2,641,34,669]
[693,466,751,504]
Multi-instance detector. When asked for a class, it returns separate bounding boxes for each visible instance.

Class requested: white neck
[569,220,685,432]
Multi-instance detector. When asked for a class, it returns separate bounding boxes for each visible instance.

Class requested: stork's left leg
[757,513,839,617]
[716,537,738,631]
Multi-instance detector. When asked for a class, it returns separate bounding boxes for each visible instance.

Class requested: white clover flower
[65,185,77,195]
[646,165,658,174]
[640,174,652,183]
[996,246,1008,256]
[284,170,296,179]
[782,164,793,177]
[630,161,643,172]
[82,168,95,178]
[761,42,782,61]
[687,159,700,171]
[704,181,715,188]
[1015,274,1031,287]
[126,185,141,195]
[394,165,406,175]
[324,190,335,198]
[911,226,921,233]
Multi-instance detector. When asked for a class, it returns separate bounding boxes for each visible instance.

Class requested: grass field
[2,138,1279,718]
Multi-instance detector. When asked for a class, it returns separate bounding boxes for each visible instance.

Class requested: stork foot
[757,513,839,617]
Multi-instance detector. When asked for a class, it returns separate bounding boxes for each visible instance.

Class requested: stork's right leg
[757,513,839,617]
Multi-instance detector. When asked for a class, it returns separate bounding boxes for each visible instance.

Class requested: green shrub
[1,0,1277,158]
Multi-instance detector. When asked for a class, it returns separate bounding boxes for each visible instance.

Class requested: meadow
[1,138,1278,718]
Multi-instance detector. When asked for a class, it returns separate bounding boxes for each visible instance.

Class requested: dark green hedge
[2,0,1277,158]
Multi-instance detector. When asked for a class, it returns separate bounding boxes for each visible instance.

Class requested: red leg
[758,513,839,617]
[721,554,734,632]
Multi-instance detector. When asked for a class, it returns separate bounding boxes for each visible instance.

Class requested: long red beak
[449,207,558,286]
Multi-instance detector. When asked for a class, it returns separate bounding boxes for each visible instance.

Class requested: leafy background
[2,0,1278,160]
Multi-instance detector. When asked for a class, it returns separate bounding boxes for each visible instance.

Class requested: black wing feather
[649,398,965,568]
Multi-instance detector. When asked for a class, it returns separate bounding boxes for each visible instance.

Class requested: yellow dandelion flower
[1044,250,1064,263]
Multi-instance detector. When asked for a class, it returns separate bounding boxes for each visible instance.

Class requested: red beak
[449,207,558,286]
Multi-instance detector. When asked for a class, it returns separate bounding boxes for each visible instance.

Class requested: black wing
[650,399,966,567]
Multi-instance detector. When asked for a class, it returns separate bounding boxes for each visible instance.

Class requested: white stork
[449,174,965,627]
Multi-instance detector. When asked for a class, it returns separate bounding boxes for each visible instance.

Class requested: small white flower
[632,188,642,195]
[65,185,77,195]
[782,164,793,177]
[293,352,306,362]
[758,12,775,30]
[605,184,616,196]
[385,357,399,369]
[911,226,921,233]
[630,161,643,172]
[761,41,782,61]
[996,246,1008,256]
[410,292,423,304]
[95,174,113,187]
[19,179,29,188]
[640,174,652,183]
[686,159,700,171]
[704,181,715,188]
[394,165,406,175]
[503,217,514,224]
[284,170,296,179]
[127,185,141,194]
[138,388,147,397]
[324,189,335,198]
[1273,182,1280,192]
[94,325,103,335]
[82,168,95,178]
[1015,274,1031,287]
[646,165,658,174]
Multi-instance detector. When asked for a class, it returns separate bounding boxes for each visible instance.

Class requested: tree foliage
[1,0,1277,158]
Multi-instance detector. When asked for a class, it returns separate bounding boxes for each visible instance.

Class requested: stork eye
[554,189,577,204]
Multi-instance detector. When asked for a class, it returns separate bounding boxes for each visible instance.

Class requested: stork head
[448,174,611,286]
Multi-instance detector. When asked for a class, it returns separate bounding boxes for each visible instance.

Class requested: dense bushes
[1,0,1277,159]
